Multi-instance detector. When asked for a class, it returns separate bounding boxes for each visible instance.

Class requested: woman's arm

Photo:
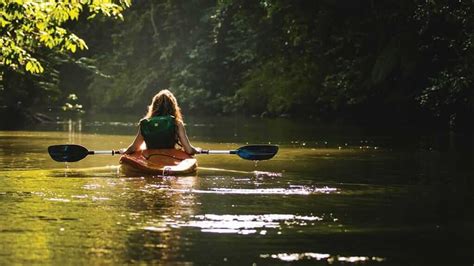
[177,121,200,155]
[122,128,144,154]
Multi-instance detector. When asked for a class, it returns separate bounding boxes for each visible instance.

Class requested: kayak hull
[119,149,197,175]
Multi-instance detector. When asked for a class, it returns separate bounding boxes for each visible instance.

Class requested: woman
[122,89,200,155]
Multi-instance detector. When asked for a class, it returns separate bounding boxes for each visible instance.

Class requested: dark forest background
[1,0,473,128]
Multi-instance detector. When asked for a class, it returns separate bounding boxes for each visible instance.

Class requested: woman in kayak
[122,89,200,155]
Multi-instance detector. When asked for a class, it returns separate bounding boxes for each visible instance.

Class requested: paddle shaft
[88,150,122,155]
[200,150,236,155]
[90,150,235,155]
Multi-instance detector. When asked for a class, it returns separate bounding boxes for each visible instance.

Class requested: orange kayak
[119,149,197,175]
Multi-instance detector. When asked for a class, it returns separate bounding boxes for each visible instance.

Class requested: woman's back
[140,115,176,149]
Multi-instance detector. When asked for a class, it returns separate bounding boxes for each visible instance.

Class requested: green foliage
[2,0,471,128]
[0,0,130,117]
[80,0,471,127]
[0,0,130,74]
[0,50,61,110]
[85,0,216,112]
[413,0,473,124]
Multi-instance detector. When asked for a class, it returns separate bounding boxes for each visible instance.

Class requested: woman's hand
[120,146,136,155]
[122,128,144,155]
[119,148,128,154]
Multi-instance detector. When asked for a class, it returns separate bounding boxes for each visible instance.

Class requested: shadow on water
[0,115,472,264]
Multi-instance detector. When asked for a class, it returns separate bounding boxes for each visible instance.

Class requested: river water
[0,115,472,265]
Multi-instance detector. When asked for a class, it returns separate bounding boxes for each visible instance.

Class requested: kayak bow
[119,149,197,175]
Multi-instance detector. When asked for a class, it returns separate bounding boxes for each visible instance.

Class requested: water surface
[0,117,472,265]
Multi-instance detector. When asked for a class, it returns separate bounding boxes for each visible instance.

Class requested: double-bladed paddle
[48,144,279,162]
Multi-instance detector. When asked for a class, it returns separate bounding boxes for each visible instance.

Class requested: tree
[414,0,473,127]
[48,0,473,128]
[0,0,130,125]
[0,0,130,74]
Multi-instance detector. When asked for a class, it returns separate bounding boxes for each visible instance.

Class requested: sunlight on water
[0,128,472,265]
[45,198,71,203]
[260,252,386,263]
[143,226,169,232]
[252,171,282,178]
[152,186,337,195]
[150,214,330,235]
[82,184,103,190]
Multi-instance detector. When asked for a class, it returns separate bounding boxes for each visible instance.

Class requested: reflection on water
[260,252,386,263]
[163,214,328,235]
[158,186,338,195]
[0,116,473,264]
[66,119,82,144]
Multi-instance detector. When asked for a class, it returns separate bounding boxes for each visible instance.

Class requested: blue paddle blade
[48,144,89,162]
[235,145,279,160]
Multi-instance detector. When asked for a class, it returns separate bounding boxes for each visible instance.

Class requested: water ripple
[157,186,337,195]
[153,214,331,235]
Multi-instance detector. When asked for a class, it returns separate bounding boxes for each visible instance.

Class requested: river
[0,115,472,265]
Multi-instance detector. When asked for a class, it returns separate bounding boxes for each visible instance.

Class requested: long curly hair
[144,89,183,123]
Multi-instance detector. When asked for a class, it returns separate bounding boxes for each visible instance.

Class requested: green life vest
[140,115,176,149]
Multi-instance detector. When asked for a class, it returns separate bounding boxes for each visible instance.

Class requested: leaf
[1,0,129,76]
[26,61,33,71]
[69,43,77,53]
[77,39,88,50]
[69,8,80,20]
[37,62,44,73]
